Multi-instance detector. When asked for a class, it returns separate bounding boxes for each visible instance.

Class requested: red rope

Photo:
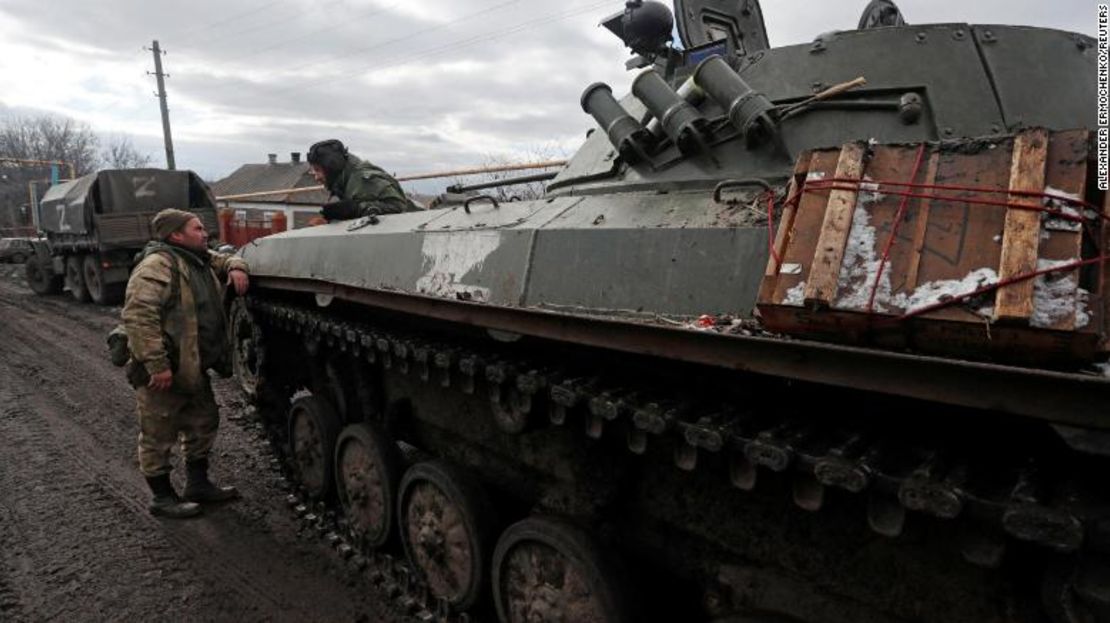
[814,177,1099,212]
[866,144,927,314]
[807,180,1098,223]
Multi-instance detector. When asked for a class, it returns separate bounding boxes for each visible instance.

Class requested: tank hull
[236,13,1109,623]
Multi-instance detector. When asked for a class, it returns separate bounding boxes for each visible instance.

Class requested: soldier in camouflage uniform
[122,208,250,519]
[307,139,420,221]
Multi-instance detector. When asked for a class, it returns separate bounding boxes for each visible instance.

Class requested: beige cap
[150,208,196,240]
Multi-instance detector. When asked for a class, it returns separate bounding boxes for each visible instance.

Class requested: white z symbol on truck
[132,175,156,199]
[56,204,70,231]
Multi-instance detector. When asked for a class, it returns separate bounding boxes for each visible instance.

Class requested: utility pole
[147,40,176,170]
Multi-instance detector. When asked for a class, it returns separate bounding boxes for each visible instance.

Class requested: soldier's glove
[321,199,359,221]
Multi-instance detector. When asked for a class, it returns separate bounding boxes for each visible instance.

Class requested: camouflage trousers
[135,377,220,477]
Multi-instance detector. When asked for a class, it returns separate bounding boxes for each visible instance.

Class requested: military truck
[24,168,218,304]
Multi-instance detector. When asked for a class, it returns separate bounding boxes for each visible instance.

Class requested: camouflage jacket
[121,242,248,393]
[329,155,417,216]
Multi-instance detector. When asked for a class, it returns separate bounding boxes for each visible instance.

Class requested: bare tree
[0,113,100,175]
[101,134,152,169]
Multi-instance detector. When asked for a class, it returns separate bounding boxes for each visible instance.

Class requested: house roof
[209,162,329,205]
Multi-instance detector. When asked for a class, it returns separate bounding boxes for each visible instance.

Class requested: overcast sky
[0,0,1097,192]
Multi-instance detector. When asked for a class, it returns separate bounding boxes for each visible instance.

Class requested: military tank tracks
[238,295,1110,623]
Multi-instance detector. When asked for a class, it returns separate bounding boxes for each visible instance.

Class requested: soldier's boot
[145,474,202,519]
[183,458,239,503]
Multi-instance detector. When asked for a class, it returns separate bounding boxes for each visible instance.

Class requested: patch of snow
[857,175,886,205]
[1042,185,1083,232]
[783,281,807,306]
[1031,258,1089,329]
[992,234,1002,243]
[889,267,999,315]
[806,171,826,182]
[834,200,892,311]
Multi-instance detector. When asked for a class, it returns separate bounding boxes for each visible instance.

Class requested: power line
[171,1,285,43]
[204,0,521,96]
[176,4,307,48]
[219,0,611,105]
[221,2,400,65]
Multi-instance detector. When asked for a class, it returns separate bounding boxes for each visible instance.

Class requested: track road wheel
[493,516,631,623]
[288,395,341,500]
[65,255,90,302]
[82,255,123,305]
[398,460,495,611]
[25,258,63,295]
[229,298,263,401]
[335,422,402,549]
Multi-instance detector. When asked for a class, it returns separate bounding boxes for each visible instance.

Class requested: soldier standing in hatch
[307,139,419,221]
[122,208,250,519]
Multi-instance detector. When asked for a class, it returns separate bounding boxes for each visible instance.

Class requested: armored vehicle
[25,168,217,304]
[233,2,1108,621]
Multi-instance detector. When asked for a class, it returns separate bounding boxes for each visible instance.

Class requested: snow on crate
[888,267,999,316]
[1042,185,1084,232]
[833,197,891,312]
[857,175,885,205]
[1031,258,1091,329]
[783,281,807,307]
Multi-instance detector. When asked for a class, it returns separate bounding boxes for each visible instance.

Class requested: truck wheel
[83,255,124,305]
[25,258,63,295]
[65,255,91,303]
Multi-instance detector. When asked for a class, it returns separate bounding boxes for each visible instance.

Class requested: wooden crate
[756,129,1104,366]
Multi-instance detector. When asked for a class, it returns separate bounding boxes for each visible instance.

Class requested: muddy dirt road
[0,267,404,622]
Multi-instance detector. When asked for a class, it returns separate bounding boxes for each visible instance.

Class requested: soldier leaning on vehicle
[121,208,249,519]
[307,138,421,221]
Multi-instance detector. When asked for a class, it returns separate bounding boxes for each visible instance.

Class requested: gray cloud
[0,0,1097,188]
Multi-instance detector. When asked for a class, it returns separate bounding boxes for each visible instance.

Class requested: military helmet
[307,139,349,175]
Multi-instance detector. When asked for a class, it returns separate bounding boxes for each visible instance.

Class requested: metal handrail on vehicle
[214,160,567,202]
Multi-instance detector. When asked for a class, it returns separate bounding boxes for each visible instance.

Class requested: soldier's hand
[227,269,249,296]
[148,369,173,391]
[321,199,359,221]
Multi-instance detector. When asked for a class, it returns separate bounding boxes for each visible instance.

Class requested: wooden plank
[771,150,841,305]
[1035,130,1088,331]
[903,150,940,292]
[803,142,867,307]
[757,154,811,304]
[994,128,1049,323]
[765,152,811,278]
